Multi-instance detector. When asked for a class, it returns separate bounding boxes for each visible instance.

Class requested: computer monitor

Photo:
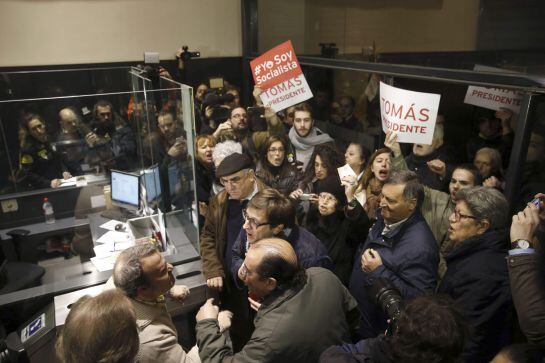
[141,165,162,203]
[110,170,140,211]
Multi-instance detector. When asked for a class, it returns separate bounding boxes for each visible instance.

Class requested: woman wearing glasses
[16,113,74,189]
[255,135,301,196]
[437,186,512,363]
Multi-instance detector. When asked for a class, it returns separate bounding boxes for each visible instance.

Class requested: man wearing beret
[199,152,267,351]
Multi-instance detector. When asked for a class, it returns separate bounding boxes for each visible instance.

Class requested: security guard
[17,114,71,189]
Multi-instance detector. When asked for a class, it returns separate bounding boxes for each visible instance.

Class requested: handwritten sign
[380,82,440,145]
[464,65,523,113]
[251,40,313,112]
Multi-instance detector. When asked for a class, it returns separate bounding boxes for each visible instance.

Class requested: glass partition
[0,67,199,302]
[295,62,544,208]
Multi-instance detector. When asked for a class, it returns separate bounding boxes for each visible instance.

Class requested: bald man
[56,107,86,175]
[195,238,360,363]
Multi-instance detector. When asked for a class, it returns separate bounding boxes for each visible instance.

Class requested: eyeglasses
[318,193,337,204]
[452,209,477,222]
[268,147,285,154]
[220,175,243,187]
[242,209,270,229]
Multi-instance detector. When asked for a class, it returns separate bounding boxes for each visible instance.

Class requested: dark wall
[478,0,545,51]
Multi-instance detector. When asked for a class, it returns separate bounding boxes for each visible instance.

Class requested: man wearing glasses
[227,188,331,348]
[212,105,284,160]
[199,152,267,351]
[349,170,438,340]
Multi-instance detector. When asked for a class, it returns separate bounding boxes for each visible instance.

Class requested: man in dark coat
[230,188,332,348]
[349,170,439,339]
[196,238,360,363]
[438,186,512,363]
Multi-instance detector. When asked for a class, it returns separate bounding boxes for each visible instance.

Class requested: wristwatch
[511,239,532,249]
[348,198,358,208]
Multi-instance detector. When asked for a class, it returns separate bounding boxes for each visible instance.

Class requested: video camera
[176,45,200,62]
[368,278,403,336]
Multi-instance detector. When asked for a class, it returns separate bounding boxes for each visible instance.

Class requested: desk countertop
[0,216,89,240]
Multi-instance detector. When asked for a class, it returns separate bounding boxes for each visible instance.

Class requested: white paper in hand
[337,164,357,179]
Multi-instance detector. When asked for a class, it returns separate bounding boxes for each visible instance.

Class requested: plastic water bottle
[43,197,55,224]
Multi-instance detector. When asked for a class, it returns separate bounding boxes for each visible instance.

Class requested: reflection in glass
[0,67,199,299]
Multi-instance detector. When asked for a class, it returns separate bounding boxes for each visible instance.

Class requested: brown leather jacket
[508,252,545,346]
[199,179,267,280]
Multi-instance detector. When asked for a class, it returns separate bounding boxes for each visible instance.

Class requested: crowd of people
[50,76,545,363]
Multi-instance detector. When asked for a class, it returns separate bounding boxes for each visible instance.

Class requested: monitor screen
[142,165,162,202]
[111,170,140,208]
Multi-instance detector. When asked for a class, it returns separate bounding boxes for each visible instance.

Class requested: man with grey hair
[56,107,86,175]
[437,186,512,362]
[349,170,439,339]
[113,244,200,363]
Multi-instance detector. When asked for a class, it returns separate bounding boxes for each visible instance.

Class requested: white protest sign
[380,82,441,145]
[250,40,313,112]
[464,65,524,113]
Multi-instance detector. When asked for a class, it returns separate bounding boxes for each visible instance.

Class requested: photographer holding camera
[319,292,468,363]
[508,193,545,346]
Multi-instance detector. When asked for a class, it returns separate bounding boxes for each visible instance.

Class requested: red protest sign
[250,40,302,90]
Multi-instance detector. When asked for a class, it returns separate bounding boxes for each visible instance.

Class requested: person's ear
[407,197,417,212]
[266,277,277,292]
[476,219,490,235]
[271,223,284,235]
[136,285,148,298]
